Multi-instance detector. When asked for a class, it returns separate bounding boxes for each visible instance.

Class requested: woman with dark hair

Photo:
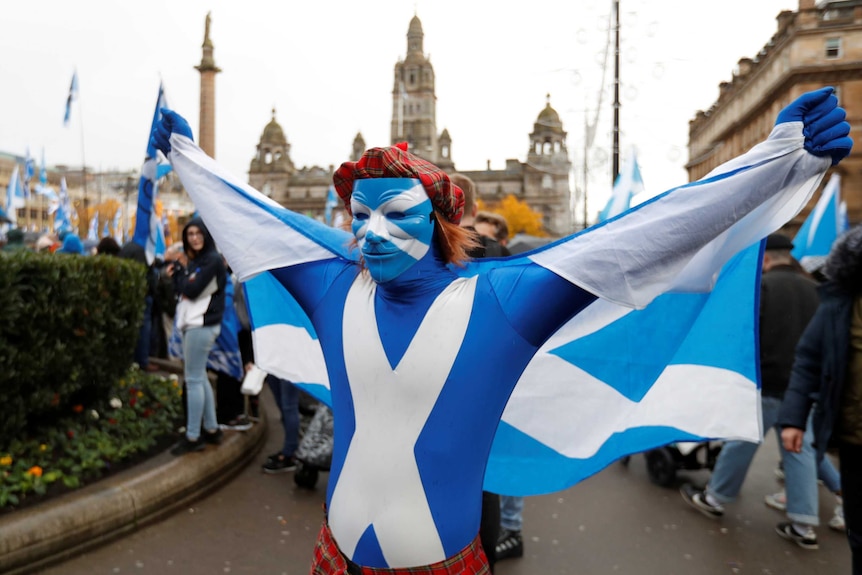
[780,224,862,573]
[168,217,227,455]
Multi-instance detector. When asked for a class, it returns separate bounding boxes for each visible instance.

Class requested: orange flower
[0,455,12,466]
[26,466,43,478]
[72,404,84,413]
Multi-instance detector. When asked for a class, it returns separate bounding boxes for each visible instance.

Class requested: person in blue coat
[779,224,862,574]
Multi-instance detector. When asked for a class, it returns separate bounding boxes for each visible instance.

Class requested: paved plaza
[40,392,851,575]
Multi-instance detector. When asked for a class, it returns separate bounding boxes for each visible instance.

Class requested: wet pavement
[41,392,851,575]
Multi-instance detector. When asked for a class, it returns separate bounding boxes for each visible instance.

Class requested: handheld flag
[792,174,847,271]
[4,166,22,226]
[23,148,34,200]
[324,185,338,226]
[598,147,645,222]
[112,208,123,244]
[54,178,73,234]
[164,115,832,496]
[87,212,99,241]
[63,71,79,127]
[132,82,172,264]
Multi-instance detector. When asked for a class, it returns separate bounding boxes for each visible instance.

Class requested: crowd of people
[2,84,858,573]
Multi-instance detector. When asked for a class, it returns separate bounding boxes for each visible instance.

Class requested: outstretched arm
[525,87,852,309]
[150,109,358,285]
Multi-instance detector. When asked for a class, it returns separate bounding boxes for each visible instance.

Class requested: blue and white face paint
[351,178,434,283]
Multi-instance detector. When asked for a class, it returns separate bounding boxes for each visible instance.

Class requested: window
[825,37,841,59]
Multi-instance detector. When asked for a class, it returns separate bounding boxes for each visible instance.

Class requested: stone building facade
[248,15,574,236]
[687,0,862,232]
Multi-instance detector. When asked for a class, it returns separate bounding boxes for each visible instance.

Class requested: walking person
[168,217,227,455]
[681,233,823,548]
[779,224,862,572]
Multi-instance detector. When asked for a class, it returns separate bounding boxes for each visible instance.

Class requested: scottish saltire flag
[63,71,79,127]
[7,165,26,210]
[112,208,123,244]
[132,82,172,264]
[165,118,830,495]
[87,212,99,241]
[4,166,22,226]
[324,185,338,226]
[598,148,645,223]
[792,174,848,271]
[53,177,73,233]
[23,148,34,200]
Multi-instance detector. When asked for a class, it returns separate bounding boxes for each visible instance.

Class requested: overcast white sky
[2,0,800,221]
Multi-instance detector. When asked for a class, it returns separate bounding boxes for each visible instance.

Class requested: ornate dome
[261,108,287,145]
[408,15,423,36]
[534,95,564,134]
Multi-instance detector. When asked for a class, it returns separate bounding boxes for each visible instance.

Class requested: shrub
[0,251,147,444]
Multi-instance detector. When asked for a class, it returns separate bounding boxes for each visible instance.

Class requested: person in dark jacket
[119,241,159,371]
[168,217,227,455]
[682,233,822,548]
[780,224,862,573]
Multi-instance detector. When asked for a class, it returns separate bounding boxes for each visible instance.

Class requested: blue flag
[23,148,34,200]
[4,165,22,226]
[63,71,79,127]
[598,148,645,223]
[54,177,73,234]
[324,185,338,226]
[792,173,847,271]
[132,82,171,264]
[164,117,832,496]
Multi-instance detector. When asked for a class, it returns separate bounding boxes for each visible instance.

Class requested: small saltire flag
[5,166,22,226]
[324,185,338,226]
[23,148,34,200]
[102,214,110,238]
[7,165,26,210]
[87,212,99,242]
[132,82,172,264]
[164,117,829,496]
[598,147,645,223]
[112,208,123,244]
[63,71,79,127]
[792,173,848,271]
[54,177,73,233]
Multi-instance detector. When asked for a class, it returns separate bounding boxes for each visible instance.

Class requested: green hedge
[0,252,146,445]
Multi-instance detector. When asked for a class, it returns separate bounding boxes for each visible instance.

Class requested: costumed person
[151,88,852,573]
[168,217,227,455]
[779,224,862,573]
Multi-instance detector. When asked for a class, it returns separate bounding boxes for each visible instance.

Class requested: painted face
[351,178,434,283]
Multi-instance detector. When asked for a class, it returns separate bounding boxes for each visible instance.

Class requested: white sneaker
[764,491,787,512]
[829,501,845,532]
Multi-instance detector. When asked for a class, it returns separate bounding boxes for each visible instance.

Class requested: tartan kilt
[310,521,490,575]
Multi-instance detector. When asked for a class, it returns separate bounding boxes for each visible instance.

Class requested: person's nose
[366,213,390,241]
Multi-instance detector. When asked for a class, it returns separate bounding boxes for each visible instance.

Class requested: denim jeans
[182,324,220,441]
[500,495,525,531]
[267,375,299,457]
[706,395,819,526]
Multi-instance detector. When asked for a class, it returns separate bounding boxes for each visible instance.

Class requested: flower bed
[0,366,183,513]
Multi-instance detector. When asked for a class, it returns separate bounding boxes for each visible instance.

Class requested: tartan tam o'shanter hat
[333,142,465,225]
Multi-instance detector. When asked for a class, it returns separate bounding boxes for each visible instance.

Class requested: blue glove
[775,87,853,165]
[150,108,194,156]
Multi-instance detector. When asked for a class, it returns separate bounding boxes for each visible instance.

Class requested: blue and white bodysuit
[156,88,849,568]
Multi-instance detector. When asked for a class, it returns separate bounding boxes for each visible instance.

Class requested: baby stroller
[293,400,334,489]
[621,440,723,487]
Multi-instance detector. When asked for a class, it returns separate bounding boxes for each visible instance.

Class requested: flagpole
[79,93,88,208]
